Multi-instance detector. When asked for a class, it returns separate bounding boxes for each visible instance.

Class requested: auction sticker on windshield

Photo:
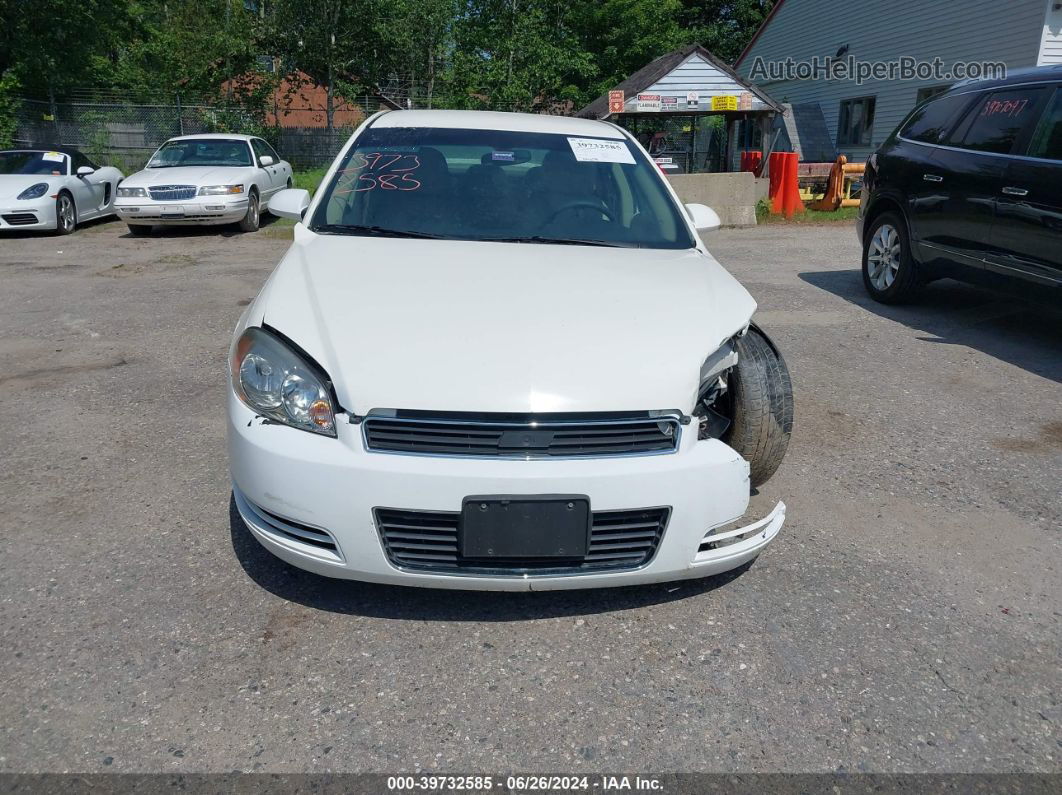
[567,137,635,164]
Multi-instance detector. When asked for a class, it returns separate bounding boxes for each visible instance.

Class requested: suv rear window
[947,88,1046,154]
[900,94,972,144]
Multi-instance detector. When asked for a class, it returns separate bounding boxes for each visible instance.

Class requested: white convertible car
[115,134,293,234]
[0,147,124,234]
[229,110,793,591]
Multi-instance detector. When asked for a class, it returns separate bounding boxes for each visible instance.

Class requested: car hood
[0,174,60,200]
[122,166,251,187]
[250,231,757,415]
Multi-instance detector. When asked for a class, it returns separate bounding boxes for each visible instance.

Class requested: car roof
[947,64,1062,95]
[371,109,626,139]
[165,134,257,142]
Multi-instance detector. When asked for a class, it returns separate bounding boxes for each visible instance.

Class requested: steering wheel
[545,201,614,225]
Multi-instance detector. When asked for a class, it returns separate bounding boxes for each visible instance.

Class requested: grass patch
[756,200,859,225]
[293,168,327,195]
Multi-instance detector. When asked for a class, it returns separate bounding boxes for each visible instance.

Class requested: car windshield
[148,139,252,168]
[0,150,68,175]
[309,127,696,249]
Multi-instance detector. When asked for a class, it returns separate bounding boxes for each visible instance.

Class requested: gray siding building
[735,0,1062,161]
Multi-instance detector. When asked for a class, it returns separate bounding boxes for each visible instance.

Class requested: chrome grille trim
[362,411,682,459]
[148,184,197,201]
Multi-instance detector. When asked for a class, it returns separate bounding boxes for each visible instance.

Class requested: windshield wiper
[484,236,638,248]
[313,224,449,240]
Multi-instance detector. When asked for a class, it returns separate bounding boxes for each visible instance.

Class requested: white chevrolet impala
[115,134,292,234]
[229,110,793,591]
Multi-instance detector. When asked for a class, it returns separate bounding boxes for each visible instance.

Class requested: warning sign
[608,90,625,114]
[636,93,661,112]
[711,95,738,112]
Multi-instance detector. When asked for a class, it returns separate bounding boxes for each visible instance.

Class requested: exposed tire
[54,192,76,236]
[237,190,260,232]
[724,326,794,488]
[862,211,921,304]
[127,224,152,236]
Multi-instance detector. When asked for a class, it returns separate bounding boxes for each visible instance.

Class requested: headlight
[17,183,48,200]
[117,186,147,198]
[230,327,336,436]
[199,184,244,195]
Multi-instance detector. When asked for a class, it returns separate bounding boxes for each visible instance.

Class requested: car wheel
[127,224,152,237]
[724,326,794,488]
[862,211,921,303]
[54,192,76,236]
[238,190,260,232]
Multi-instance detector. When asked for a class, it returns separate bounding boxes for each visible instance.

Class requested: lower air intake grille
[363,412,680,458]
[375,506,669,574]
[238,493,340,555]
[2,213,38,226]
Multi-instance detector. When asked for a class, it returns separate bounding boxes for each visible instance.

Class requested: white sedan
[229,110,793,591]
[0,148,124,234]
[114,134,292,234]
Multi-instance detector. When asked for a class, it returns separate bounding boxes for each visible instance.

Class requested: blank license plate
[460,496,590,559]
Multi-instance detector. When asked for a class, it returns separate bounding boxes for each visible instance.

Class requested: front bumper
[0,197,58,231]
[228,394,785,591]
[115,196,248,225]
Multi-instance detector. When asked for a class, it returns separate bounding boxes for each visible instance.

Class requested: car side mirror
[268,188,311,220]
[77,166,95,177]
[259,155,274,167]
[685,203,721,232]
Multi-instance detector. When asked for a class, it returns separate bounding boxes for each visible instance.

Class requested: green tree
[113,0,263,101]
[448,0,594,112]
[264,0,384,131]
[0,0,134,98]
[0,70,20,147]
[677,0,775,64]
[570,0,684,102]
[373,0,460,108]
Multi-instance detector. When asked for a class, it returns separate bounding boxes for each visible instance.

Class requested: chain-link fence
[9,92,410,173]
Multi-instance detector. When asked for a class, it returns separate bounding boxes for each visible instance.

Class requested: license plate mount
[460,495,590,560]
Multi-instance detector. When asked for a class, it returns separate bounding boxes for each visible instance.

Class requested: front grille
[2,212,38,226]
[363,412,681,458]
[375,506,670,574]
[148,185,197,201]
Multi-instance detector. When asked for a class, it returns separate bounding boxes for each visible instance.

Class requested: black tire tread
[725,327,794,487]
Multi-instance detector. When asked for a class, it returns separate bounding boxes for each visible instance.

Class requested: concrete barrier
[667,172,763,227]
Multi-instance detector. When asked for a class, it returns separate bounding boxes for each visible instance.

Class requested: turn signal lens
[310,400,333,429]
[199,184,245,195]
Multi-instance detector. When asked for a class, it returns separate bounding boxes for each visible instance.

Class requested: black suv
[858,66,1062,303]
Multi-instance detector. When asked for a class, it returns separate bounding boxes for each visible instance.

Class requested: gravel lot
[1,217,1059,774]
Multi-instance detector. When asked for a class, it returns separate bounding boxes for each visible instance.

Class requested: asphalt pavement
[0,217,1059,773]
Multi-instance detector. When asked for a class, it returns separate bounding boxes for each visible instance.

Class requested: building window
[837,96,876,147]
[916,85,950,105]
